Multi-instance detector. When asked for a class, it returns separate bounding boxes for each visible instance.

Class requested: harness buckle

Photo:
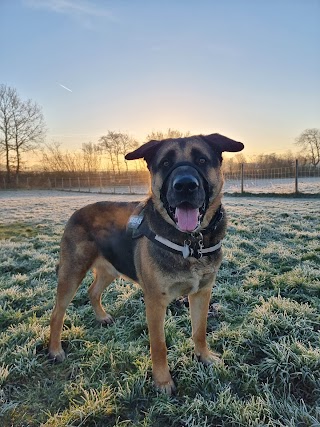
[182,241,192,258]
[213,209,224,230]
[189,232,204,259]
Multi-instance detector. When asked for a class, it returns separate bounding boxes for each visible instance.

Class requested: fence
[224,162,320,194]
[0,171,150,194]
[1,162,320,195]
[48,175,149,195]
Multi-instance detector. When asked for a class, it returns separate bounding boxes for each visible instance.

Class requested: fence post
[88,176,90,192]
[295,159,299,194]
[69,178,71,191]
[241,163,244,194]
[129,176,132,194]
[78,177,80,192]
[99,175,102,193]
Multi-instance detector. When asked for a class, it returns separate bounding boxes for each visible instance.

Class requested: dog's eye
[162,160,170,168]
[198,158,207,165]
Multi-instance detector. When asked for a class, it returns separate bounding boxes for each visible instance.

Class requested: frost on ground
[0,189,319,224]
[0,189,145,225]
[0,190,319,426]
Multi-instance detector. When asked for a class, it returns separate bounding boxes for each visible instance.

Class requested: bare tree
[223,157,235,174]
[12,98,46,174]
[250,152,296,170]
[0,84,46,181]
[117,128,189,172]
[99,132,117,175]
[0,85,18,181]
[41,142,83,172]
[81,142,102,172]
[295,128,320,167]
[113,133,123,175]
[233,153,246,165]
[223,153,247,174]
[146,128,190,141]
[99,131,138,175]
[118,133,139,173]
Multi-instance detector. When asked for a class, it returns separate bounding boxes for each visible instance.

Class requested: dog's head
[125,133,244,233]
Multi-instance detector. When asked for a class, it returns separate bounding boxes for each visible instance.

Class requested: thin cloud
[58,83,72,92]
[24,0,115,20]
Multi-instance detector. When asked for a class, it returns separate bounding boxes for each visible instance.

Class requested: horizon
[1,0,319,158]
[17,143,308,172]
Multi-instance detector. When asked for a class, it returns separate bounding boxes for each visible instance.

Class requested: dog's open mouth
[170,202,205,233]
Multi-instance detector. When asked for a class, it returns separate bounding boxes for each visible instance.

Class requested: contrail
[58,83,72,92]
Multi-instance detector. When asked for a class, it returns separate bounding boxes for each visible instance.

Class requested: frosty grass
[0,190,319,426]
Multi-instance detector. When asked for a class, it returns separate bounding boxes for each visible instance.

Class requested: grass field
[0,190,319,427]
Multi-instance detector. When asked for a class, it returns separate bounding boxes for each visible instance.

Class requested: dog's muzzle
[160,162,210,233]
[172,174,200,193]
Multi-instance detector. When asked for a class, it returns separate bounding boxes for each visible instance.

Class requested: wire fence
[224,164,320,194]
[1,162,320,195]
[48,175,149,195]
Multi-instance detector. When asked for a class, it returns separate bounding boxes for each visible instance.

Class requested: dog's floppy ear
[202,133,244,152]
[125,139,162,163]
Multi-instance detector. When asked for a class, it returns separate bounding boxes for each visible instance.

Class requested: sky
[0,0,319,157]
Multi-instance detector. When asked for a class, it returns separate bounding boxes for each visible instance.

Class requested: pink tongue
[175,206,199,232]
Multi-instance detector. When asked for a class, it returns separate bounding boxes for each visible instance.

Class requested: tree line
[1,84,319,180]
[37,128,320,176]
[0,84,45,181]
[39,129,189,174]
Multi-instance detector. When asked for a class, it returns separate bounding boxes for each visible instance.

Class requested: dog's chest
[164,259,217,298]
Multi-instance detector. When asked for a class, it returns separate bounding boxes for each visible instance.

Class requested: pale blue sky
[1,0,319,155]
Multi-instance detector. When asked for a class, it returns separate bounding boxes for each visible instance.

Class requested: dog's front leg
[188,286,221,365]
[144,294,176,395]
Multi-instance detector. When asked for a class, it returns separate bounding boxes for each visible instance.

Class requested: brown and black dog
[48,133,244,394]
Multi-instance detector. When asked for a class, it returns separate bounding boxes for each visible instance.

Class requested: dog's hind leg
[88,257,119,325]
[48,262,88,362]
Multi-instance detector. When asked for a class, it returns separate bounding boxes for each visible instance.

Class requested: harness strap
[202,204,224,234]
[154,234,222,259]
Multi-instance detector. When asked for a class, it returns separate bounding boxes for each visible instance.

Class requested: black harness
[127,205,224,259]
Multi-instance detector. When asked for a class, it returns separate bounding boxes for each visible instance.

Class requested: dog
[48,133,244,394]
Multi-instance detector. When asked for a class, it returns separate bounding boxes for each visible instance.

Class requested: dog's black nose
[173,175,199,193]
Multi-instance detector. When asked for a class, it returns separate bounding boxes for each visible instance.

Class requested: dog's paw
[97,313,114,326]
[154,377,176,395]
[48,348,66,363]
[197,350,222,366]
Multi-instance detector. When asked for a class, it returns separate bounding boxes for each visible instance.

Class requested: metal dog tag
[182,243,191,258]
